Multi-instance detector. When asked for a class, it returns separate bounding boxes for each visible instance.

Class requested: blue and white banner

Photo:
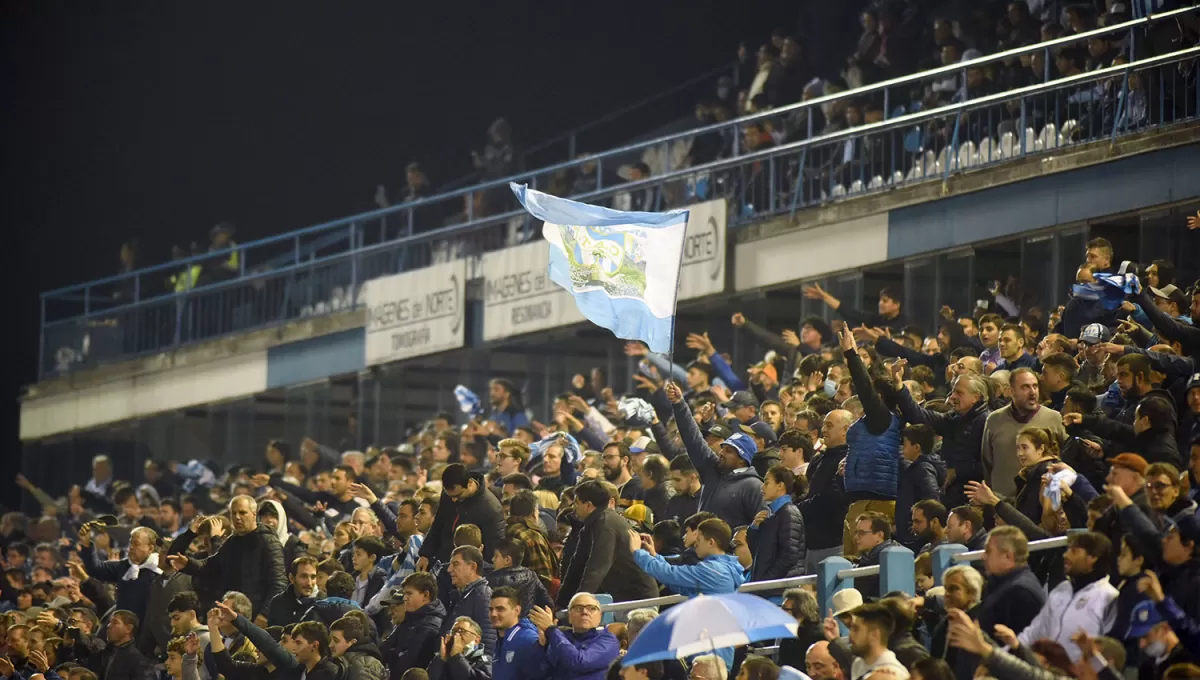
[511,183,688,353]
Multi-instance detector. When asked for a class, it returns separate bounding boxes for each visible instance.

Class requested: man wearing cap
[1150,284,1193,323]
[1077,323,1114,386]
[664,382,766,530]
[723,391,778,447]
[1135,283,1200,361]
[1126,598,1195,679]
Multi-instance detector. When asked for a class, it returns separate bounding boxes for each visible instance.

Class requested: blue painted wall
[266,328,365,388]
[887,142,1200,259]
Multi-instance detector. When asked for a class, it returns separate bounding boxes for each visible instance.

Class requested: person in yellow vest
[208,222,240,281]
[168,245,202,293]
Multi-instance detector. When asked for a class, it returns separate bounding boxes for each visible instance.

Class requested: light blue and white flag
[510,182,688,353]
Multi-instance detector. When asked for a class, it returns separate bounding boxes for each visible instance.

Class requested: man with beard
[600,442,644,509]
[1013,531,1117,660]
[167,495,287,618]
[665,381,766,530]
[267,556,322,627]
[911,500,947,554]
[846,604,910,678]
[418,465,506,572]
[489,378,530,436]
[982,368,1066,497]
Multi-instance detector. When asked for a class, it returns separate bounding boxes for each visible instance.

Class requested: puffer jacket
[843,348,901,499]
[1016,572,1118,661]
[672,400,766,529]
[747,497,806,580]
[844,415,902,498]
[342,641,386,680]
[381,599,445,680]
[544,627,620,680]
[894,453,945,550]
[487,566,552,615]
[977,566,1048,635]
[631,551,747,597]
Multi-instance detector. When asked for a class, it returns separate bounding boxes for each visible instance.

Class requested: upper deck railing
[37,16,1200,377]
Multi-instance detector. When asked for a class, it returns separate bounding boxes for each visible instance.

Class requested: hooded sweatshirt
[630,551,747,597]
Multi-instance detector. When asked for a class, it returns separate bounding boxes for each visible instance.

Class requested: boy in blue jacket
[490,586,547,680]
[630,517,747,670]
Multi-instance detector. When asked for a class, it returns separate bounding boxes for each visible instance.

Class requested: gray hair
[625,608,659,641]
[342,451,365,469]
[93,455,111,467]
[568,592,600,609]
[221,591,253,618]
[955,374,990,401]
[942,565,984,605]
[454,616,482,638]
[782,588,820,625]
[690,654,728,680]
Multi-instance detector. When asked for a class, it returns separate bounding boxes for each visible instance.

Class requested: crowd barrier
[38,6,1200,377]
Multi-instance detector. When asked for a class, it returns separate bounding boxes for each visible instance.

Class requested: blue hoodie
[631,551,747,597]
[493,619,548,680]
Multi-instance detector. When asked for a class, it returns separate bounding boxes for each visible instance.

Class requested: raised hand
[802,283,828,301]
[639,533,656,557]
[77,523,93,548]
[1138,571,1165,603]
[184,632,200,656]
[992,623,1019,649]
[349,483,378,504]
[633,374,662,393]
[731,312,746,327]
[528,605,556,632]
[212,599,238,625]
[889,359,907,388]
[1062,412,1083,427]
[838,326,856,353]
[1105,484,1132,508]
[623,341,649,357]
[166,554,189,572]
[939,305,955,319]
[250,473,272,488]
[822,609,839,641]
[780,329,800,347]
[946,610,990,656]
[29,650,49,673]
[627,529,643,554]
[964,481,1000,507]
[685,332,716,355]
[1186,210,1199,230]
[664,381,683,404]
[752,510,769,527]
[66,559,89,582]
[0,657,16,676]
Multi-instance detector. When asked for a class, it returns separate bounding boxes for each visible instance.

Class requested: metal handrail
[738,574,818,592]
[41,44,1200,334]
[594,572,821,615]
[950,535,1069,563]
[836,565,882,580]
[41,4,1198,302]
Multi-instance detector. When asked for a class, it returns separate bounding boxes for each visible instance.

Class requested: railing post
[768,156,777,213]
[1043,46,1050,83]
[38,296,45,378]
[879,545,916,596]
[568,134,576,161]
[883,88,890,120]
[1112,71,1130,143]
[294,236,301,266]
[1019,98,1028,154]
[84,286,90,316]
[595,158,603,192]
[931,543,967,585]
[817,556,853,621]
[133,276,140,304]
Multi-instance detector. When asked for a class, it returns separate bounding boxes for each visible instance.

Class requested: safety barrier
[930,535,1071,585]
[38,40,1200,377]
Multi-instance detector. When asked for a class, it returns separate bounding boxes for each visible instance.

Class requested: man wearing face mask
[665,381,766,531]
[1127,599,1195,678]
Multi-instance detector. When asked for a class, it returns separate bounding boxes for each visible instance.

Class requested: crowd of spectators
[15,218,1200,680]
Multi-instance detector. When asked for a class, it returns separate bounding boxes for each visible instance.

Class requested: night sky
[3,2,847,479]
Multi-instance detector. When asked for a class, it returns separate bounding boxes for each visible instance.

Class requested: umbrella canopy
[622,593,799,666]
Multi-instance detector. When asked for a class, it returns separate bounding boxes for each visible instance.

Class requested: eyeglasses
[570,604,600,614]
[450,627,478,638]
[854,529,879,537]
[1147,482,1174,491]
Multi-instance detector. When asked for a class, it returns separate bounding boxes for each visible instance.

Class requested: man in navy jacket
[529,593,620,680]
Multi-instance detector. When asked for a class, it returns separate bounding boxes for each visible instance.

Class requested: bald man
[806,641,845,680]
[168,496,286,617]
[798,410,852,573]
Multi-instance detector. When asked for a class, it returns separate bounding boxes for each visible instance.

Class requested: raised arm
[667,383,720,480]
[842,329,891,434]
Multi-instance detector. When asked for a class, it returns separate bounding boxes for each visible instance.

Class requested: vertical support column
[879,545,916,596]
[817,556,853,620]
[931,543,967,586]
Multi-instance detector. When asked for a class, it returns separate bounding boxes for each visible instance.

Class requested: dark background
[1,2,862,501]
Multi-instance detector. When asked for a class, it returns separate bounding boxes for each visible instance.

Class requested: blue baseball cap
[720,432,758,464]
[1127,600,1164,638]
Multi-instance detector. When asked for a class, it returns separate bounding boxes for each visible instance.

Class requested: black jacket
[747,499,806,581]
[103,640,157,680]
[421,474,507,564]
[797,444,848,551]
[80,545,157,624]
[1083,414,1181,467]
[777,622,825,670]
[896,386,990,482]
[183,524,287,616]
[642,483,672,526]
[381,600,446,680]
[443,578,498,657]
[267,587,322,627]
[895,453,944,550]
[233,613,341,680]
[852,540,899,598]
[977,565,1048,635]
[557,507,659,608]
[487,566,553,615]
[672,400,767,530]
[665,491,702,524]
[428,645,493,680]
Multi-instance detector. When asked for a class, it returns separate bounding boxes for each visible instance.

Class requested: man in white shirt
[847,603,909,679]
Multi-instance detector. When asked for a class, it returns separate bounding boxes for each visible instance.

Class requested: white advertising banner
[677,198,727,301]
[363,260,466,365]
[482,240,585,342]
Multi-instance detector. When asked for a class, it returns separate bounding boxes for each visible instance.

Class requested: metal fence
[39,35,1200,377]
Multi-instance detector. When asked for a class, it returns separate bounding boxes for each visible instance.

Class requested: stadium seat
[998,132,1016,159]
[1040,123,1058,150]
[831,184,847,197]
[1023,128,1038,154]
[849,179,864,194]
[868,175,885,190]
[1060,118,1078,144]
[891,170,904,185]
[977,137,994,163]
[957,141,976,169]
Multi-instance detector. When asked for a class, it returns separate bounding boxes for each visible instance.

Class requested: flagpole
[666,210,689,372]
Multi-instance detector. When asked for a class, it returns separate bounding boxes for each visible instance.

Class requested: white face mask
[1143,639,1169,661]
[824,378,838,398]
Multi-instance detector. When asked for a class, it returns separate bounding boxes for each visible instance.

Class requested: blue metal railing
[41,6,1195,311]
[38,43,1200,377]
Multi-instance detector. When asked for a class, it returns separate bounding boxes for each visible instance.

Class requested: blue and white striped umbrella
[622,593,799,666]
